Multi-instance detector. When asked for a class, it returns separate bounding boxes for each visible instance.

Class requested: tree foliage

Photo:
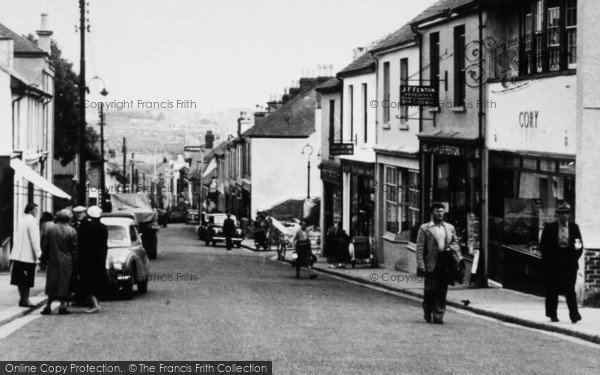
[50,40,101,165]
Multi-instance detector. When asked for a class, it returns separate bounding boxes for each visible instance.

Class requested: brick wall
[584,249,600,306]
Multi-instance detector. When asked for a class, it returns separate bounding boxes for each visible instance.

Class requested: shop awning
[10,158,71,199]
[202,159,217,178]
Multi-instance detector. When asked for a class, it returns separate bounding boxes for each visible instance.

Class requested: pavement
[1,237,598,346]
[240,239,600,345]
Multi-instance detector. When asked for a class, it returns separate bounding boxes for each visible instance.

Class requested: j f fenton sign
[330,143,354,156]
[400,85,438,107]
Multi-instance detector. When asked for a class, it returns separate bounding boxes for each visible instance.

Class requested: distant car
[196,213,243,248]
[186,209,199,225]
[101,215,150,299]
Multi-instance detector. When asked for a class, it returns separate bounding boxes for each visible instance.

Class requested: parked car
[196,213,243,248]
[101,215,150,299]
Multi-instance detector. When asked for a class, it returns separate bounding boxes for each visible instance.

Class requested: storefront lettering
[519,111,538,128]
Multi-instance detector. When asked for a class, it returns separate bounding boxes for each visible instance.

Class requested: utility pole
[77,0,88,205]
[131,152,135,193]
[122,137,127,191]
[99,103,106,209]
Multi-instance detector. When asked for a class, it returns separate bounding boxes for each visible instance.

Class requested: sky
[0,0,438,113]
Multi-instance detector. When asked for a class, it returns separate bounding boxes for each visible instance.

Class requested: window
[362,83,368,143]
[400,58,409,123]
[521,0,577,76]
[430,32,440,92]
[566,0,577,67]
[349,85,354,142]
[383,62,390,123]
[329,99,335,144]
[454,25,466,107]
[384,166,420,242]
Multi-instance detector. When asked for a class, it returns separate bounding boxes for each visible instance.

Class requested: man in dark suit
[416,202,462,324]
[223,213,236,251]
[540,202,583,323]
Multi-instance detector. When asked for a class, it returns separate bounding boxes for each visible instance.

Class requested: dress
[334,229,351,263]
[294,229,312,267]
[322,230,337,259]
[40,223,78,299]
[77,218,108,296]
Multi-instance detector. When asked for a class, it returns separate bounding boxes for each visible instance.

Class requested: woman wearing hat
[540,202,583,323]
[39,209,78,315]
[77,205,108,313]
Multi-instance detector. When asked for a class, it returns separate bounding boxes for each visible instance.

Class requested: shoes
[432,315,444,324]
[40,307,52,315]
[309,274,318,279]
[549,316,559,322]
[58,308,70,315]
[18,302,36,308]
[85,307,100,314]
[570,314,582,324]
[424,312,432,323]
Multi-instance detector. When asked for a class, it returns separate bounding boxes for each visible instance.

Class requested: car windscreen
[210,215,236,227]
[107,225,131,247]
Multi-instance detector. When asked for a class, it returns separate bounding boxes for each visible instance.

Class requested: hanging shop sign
[400,85,438,107]
[184,146,204,152]
[421,142,480,159]
[330,143,354,156]
[320,163,342,184]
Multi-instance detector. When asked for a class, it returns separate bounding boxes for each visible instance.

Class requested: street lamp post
[301,143,313,199]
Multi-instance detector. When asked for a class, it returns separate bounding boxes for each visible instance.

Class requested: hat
[73,206,86,213]
[87,205,102,219]
[556,202,572,213]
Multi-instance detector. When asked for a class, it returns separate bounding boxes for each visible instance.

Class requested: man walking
[540,202,583,323]
[416,202,462,324]
[223,213,236,251]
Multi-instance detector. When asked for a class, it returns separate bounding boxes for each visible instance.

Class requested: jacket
[40,222,78,298]
[416,221,462,274]
[540,221,583,271]
[10,214,42,263]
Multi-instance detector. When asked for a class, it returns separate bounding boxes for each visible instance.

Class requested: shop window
[384,166,420,243]
[400,58,409,124]
[383,62,390,124]
[454,25,466,107]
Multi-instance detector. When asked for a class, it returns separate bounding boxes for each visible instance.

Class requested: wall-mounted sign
[184,146,204,152]
[421,142,480,159]
[341,160,375,178]
[330,143,354,156]
[320,163,342,184]
[400,85,438,107]
[519,111,539,128]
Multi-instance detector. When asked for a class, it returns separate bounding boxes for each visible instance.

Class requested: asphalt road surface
[0,224,599,374]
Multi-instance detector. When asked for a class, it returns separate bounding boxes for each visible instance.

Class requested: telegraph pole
[99,103,106,209]
[77,0,88,205]
[122,137,127,190]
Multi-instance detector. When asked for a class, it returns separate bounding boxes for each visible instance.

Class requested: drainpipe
[11,89,25,151]
[478,0,488,287]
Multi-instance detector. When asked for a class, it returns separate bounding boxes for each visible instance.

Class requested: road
[0,224,599,374]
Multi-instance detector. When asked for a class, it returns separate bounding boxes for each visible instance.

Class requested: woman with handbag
[292,220,317,279]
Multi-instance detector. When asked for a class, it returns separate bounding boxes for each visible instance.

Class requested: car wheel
[137,279,148,294]
[236,242,241,248]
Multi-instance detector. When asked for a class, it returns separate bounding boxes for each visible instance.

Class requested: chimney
[205,130,215,149]
[36,13,53,54]
[266,96,279,112]
[299,77,316,91]
[352,46,367,61]
[237,112,251,136]
[0,38,14,70]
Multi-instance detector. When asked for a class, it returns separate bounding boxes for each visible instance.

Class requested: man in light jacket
[10,203,41,308]
[416,202,462,324]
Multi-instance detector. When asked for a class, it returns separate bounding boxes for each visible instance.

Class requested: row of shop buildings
[316,0,600,304]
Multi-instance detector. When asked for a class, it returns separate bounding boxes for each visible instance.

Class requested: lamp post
[301,143,313,199]
[87,76,108,209]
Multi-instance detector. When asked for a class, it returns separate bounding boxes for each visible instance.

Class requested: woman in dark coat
[334,221,351,268]
[323,226,337,268]
[39,209,78,315]
[77,206,108,313]
[292,220,317,279]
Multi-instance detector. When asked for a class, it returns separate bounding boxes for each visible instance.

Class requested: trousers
[422,252,452,319]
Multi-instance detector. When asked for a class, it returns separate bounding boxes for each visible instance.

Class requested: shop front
[486,75,577,296]
[340,159,375,238]
[320,162,342,233]
[418,135,482,261]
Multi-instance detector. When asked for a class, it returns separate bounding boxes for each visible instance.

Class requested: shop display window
[384,166,420,243]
